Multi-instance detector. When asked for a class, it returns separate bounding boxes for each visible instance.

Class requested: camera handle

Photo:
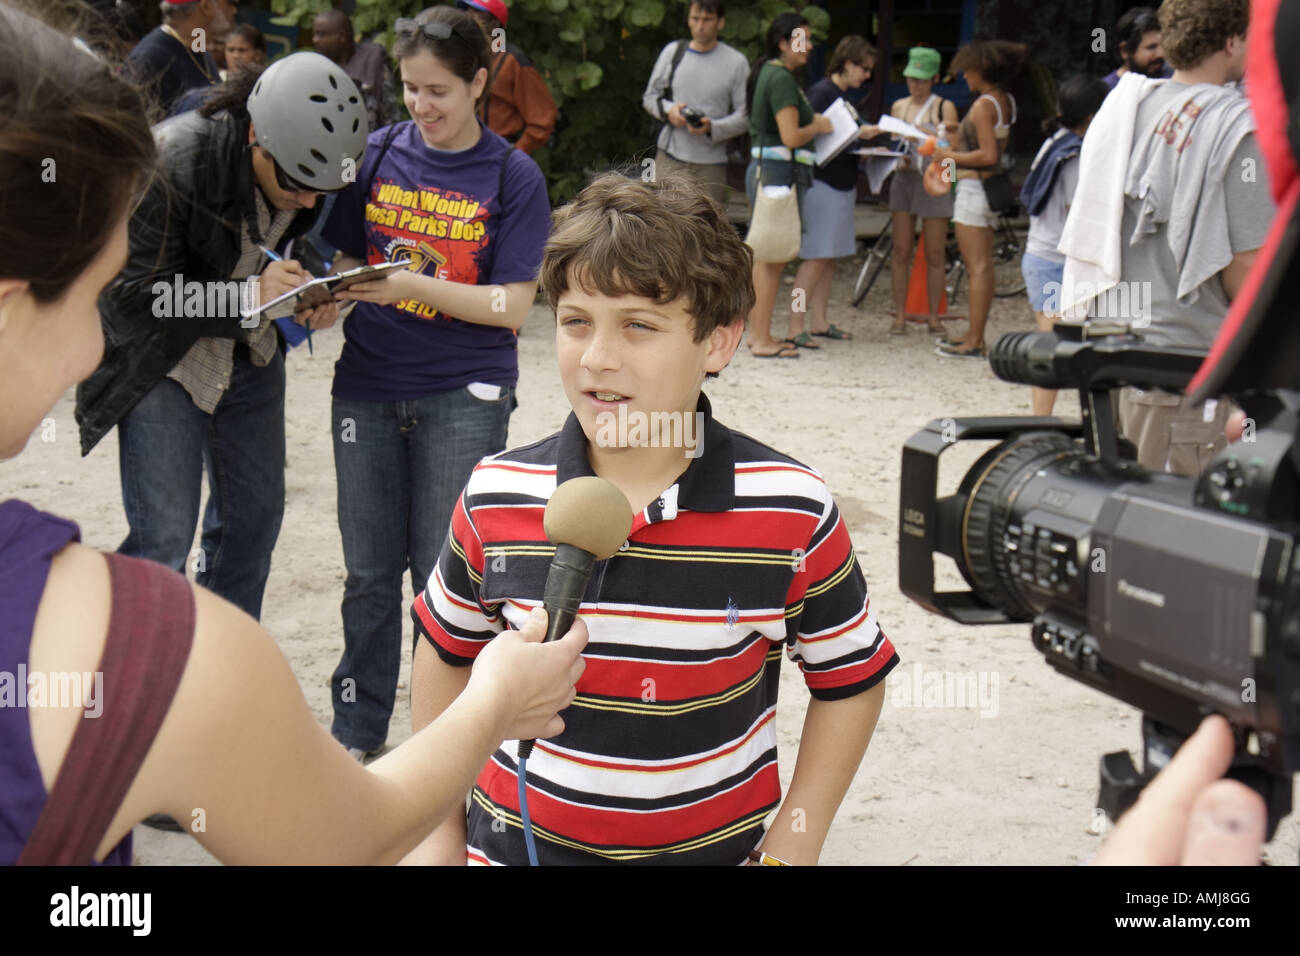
[1099,715,1293,848]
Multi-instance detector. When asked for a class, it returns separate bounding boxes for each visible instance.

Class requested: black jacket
[75,109,321,455]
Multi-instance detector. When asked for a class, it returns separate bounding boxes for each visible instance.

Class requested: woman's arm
[331,253,537,331]
[27,545,585,865]
[339,274,539,331]
[774,104,831,149]
[934,98,999,169]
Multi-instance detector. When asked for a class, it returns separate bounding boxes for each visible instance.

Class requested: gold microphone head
[543,477,634,559]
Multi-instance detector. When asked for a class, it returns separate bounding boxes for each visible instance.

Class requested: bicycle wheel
[992,218,1027,298]
[945,244,965,307]
[853,225,893,307]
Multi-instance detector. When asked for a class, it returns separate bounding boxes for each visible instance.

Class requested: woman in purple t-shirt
[0,3,580,865]
[322,6,553,761]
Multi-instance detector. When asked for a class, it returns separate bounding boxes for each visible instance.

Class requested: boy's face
[555,276,743,454]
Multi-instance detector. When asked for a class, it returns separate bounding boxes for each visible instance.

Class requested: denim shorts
[1021,251,1065,313]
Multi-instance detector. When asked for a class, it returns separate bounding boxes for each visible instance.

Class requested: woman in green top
[743,13,831,359]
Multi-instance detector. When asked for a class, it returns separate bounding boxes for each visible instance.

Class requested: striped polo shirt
[411,394,898,865]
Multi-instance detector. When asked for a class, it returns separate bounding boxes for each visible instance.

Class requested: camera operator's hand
[1094,715,1266,866]
[1226,409,1248,443]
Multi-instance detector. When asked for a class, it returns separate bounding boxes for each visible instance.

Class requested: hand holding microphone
[517,477,632,758]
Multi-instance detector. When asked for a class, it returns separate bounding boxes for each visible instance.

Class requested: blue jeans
[117,346,286,620]
[330,385,515,751]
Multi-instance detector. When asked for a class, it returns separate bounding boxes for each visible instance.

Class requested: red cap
[456,0,508,27]
[1189,0,1300,400]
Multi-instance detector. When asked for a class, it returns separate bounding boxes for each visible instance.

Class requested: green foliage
[270,0,829,203]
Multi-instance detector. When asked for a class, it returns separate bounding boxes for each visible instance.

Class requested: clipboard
[242,260,413,320]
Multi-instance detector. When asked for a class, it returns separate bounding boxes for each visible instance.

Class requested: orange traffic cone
[904,240,963,324]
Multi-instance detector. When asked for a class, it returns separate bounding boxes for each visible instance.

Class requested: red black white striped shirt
[411,394,898,865]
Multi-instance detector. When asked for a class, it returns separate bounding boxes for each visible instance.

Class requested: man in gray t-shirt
[641,1,749,204]
[1080,2,1269,476]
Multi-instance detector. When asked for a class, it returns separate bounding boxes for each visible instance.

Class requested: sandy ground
[10,257,1298,866]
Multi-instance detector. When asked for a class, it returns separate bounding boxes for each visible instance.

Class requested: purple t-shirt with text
[323,122,551,401]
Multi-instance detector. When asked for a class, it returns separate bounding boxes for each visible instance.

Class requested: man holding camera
[641,1,749,205]
[1060,0,1272,477]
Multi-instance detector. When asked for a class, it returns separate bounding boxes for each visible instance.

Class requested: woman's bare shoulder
[26,543,112,790]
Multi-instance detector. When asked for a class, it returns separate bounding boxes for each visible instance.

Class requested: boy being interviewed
[405,173,899,866]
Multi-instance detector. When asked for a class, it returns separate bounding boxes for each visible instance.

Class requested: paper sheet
[877,113,930,141]
[812,98,863,166]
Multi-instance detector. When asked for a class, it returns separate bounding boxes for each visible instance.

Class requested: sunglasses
[394,17,473,46]
[253,144,322,195]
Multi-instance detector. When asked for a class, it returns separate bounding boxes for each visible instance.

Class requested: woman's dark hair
[746,13,808,115]
[226,23,266,54]
[950,39,1029,88]
[1116,6,1161,57]
[196,62,263,118]
[392,6,493,110]
[1042,74,1109,135]
[827,35,877,78]
[0,0,156,303]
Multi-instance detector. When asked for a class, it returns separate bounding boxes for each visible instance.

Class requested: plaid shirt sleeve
[783,480,899,701]
[410,486,504,666]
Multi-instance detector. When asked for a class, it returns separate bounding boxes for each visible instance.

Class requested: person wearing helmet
[318,5,552,763]
[76,52,368,694]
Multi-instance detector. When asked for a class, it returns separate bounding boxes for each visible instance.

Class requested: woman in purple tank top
[0,2,586,866]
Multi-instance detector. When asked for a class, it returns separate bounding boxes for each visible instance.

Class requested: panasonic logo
[1118,579,1166,608]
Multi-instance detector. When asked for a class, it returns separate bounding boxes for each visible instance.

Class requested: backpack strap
[365,122,405,198]
[483,51,509,128]
[663,39,690,118]
[16,553,196,865]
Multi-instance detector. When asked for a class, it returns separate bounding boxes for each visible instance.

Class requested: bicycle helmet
[247,51,368,192]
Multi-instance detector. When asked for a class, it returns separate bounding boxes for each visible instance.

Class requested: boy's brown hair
[1158,0,1247,70]
[538,172,755,343]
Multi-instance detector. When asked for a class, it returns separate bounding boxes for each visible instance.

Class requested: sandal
[927,320,947,335]
[888,320,906,336]
[812,323,852,340]
[936,341,988,359]
[749,343,800,359]
[790,332,820,349]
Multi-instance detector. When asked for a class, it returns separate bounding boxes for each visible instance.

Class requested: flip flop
[790,332,820,349]
[812,324,852,340]
[888,322,907,336]
[935,342,988,359]
[749,343,800,359]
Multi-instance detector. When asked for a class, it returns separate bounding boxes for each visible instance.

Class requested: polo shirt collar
[555,392,735,513]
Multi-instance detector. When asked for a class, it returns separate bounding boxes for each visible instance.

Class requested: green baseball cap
[903,47,942,80]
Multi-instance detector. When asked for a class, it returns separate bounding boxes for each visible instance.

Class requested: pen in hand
[259,244,314,354]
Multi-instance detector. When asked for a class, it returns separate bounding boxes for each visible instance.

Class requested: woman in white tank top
[930,39,1028,358]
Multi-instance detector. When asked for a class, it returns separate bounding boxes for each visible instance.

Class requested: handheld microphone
[540,476,633,643]
[515,476,632,865]
[518,477,632,757]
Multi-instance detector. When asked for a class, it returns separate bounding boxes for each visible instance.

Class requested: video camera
[898,323,1300,839]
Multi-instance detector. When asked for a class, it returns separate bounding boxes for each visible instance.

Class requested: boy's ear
[704,316,745,375]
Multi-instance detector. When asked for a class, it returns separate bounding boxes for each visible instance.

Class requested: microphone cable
[517,742,540,866]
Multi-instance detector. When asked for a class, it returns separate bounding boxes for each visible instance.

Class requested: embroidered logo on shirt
[726,597,739,630]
